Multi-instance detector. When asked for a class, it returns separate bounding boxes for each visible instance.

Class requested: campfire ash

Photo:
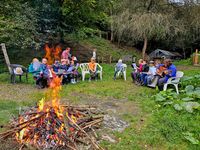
[0,77,104,150]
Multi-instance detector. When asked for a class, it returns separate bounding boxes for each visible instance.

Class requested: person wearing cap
[144,61,157,86]
[113,59,123,80]
[88,57,97,81]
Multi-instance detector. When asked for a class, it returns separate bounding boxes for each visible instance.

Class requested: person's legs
[144,75,149,86]
[140,73,147,85]
[131,72,135,81]
[146,75,152,85]
[158,77,166,91]
[114,70,119,80]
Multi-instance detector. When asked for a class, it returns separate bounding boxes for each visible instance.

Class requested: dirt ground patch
[0,83,44,101]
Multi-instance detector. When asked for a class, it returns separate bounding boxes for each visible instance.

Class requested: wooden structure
[1,43,12,73]
[0,43,28,83]
[193,49,200,66]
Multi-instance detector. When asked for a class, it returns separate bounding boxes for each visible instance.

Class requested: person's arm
[166,66,176,77]
[28,64,34,73]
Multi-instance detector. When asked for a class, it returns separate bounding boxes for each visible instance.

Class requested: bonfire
[0,77,104,150]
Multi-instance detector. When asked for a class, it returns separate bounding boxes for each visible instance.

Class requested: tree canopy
[1,0,200,56]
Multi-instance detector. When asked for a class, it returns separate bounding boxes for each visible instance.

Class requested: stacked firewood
[0,105,104,150]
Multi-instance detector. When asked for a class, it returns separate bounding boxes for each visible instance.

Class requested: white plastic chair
[116,64,127,81]
[79,63,103,81]
[163,71,184,94]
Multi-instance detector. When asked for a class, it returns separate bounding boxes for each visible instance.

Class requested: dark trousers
[36,76,48,88]
[157,77,166,91]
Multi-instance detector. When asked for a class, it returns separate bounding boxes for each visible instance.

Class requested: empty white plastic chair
[163,71,184,94]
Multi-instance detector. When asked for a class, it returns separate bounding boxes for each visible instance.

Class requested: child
[140,60,149,85]
[67,60,77,84]
[52,60,60,75]
[89,57,97,81]
[131,59,143,84]
[113,59,123,80]
[144,61,157,85]
[36,58,51,88]
[59,59,69,84]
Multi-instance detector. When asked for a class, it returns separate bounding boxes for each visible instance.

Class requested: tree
[0,0,37,48]
[61,0,110,37]
[112,0,182,59]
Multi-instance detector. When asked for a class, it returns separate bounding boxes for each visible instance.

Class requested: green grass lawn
[0,64,199,149]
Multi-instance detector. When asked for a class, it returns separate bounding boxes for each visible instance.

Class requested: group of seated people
[131,58,177,90]
[28,47,81,88]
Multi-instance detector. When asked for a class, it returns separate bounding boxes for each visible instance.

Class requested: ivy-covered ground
[0,64,199,150]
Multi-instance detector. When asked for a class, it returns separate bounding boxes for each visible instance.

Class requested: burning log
[0,77,104,150]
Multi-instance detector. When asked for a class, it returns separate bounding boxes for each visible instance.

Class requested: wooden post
[109,55,112,64]
[101,57,104,64]
[1,43,12,73]
[194,49,199,65]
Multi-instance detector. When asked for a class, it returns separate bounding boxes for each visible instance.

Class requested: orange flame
[44,44,62,65]
[44,44,53,65]
[54,45,62,60]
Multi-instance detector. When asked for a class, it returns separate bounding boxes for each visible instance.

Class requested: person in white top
[92,48,97,60]
[144,61,157,85]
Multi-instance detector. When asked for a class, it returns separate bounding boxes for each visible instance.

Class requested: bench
[79,63,103,81]
[163,71,184,94]
[115,64,127,81]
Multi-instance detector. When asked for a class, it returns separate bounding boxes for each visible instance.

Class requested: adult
[113,59,123,80]
[61,47,71,60]
[89,57,97,81]
[157,59,177,90]
[28,58,41,79]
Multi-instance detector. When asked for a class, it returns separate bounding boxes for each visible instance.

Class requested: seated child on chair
[89,57,97,81]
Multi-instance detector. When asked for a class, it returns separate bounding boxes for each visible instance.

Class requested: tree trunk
[142,36,148,60]
[110,6,114,42]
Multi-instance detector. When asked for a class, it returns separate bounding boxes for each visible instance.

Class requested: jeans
[144,75,154,85]
[140,73,147,84]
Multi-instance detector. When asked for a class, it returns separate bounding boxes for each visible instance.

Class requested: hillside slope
[64,36,141,62]
[0,37,141,73]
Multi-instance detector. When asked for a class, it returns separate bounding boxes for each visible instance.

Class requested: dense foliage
[1,0,200,54]
[153,74,200,145]
[0,0,37,48]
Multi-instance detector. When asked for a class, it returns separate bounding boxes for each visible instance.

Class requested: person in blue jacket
[158,59,177,90]
[28,58,41,78]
